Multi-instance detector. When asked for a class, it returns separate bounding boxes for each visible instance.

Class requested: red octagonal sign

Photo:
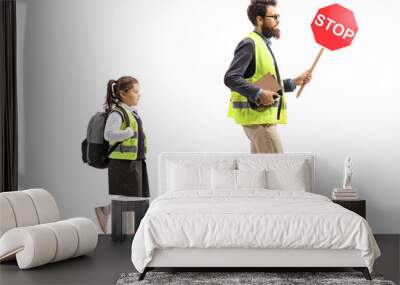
[311,3,358,51]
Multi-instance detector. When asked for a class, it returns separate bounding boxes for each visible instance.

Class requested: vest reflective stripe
[228,32,288,125]
[112,145,138,153]
[232,100,284,109]
[108,106,147,160]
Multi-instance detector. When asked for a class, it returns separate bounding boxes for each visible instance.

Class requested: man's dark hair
[247,0,277,26]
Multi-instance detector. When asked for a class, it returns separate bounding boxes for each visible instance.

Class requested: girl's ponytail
[104,79,118,112]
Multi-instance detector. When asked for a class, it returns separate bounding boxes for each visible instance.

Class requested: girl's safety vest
[228,31,287,125]
[108,105,147,160]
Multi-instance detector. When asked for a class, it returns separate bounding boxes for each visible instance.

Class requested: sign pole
[296,47,325,98]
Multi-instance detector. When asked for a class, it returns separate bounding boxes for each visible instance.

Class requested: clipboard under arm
[251,73,283,119]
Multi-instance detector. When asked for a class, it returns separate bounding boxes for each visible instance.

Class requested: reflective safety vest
[108,105,147,160]
[228,31,287,125]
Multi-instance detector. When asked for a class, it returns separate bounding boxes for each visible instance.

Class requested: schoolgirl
[95,76,149,233]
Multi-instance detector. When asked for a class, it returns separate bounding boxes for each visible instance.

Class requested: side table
[111,197,150,242]
[332,199,366,219]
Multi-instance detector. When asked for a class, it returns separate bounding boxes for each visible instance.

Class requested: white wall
[16,0,400,233]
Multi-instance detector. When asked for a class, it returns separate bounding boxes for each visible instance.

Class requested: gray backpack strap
[111,105,131,127]
[107,140,123,155]
[110,109,125,124]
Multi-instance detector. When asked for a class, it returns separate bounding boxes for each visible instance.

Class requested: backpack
[81,105,130,169]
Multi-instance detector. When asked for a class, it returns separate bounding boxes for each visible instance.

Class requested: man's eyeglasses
[264,14,280,21]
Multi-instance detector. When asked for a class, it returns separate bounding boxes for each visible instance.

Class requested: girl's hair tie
[111,81,118,97]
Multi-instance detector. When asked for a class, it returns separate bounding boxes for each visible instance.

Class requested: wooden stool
[111,197,150,242]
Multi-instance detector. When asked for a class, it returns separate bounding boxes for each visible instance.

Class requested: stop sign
[311,3,358,51]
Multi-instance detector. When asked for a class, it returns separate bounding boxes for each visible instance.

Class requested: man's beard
[261,26,281,39]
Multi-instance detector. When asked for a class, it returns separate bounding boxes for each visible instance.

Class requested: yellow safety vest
[228,31,287,125]
[108,105,147,160]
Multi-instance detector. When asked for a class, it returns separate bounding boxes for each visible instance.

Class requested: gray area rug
[116,271,396,285]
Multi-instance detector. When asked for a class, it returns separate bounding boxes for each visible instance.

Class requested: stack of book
[332,188,359,200]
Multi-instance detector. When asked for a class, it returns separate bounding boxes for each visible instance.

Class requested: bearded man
[224,0,312,153]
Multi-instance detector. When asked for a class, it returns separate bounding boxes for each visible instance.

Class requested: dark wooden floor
[0,235,398,285]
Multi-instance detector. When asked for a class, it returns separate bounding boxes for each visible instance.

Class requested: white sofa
[0,188,98,269]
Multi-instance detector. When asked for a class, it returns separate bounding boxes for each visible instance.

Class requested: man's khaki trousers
[242,124,283,154]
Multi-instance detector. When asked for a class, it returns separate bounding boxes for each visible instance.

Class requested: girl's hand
[125,127,134,137]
